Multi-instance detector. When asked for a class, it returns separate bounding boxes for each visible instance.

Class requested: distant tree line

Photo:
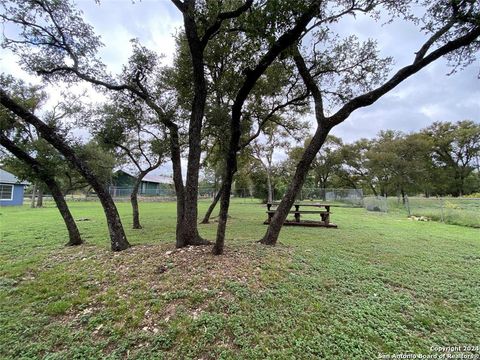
[230,120,480,201]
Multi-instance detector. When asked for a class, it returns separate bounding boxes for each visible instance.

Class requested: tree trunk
[175,10,212,248]
[260,125,330,246]
[30,182,37,208]
[45,178,83,246]
[0,134,82,246]
[36,188,43,207]
[266,171,273,204]
[213,99,244,255]
[171,120,208,247]
[213,157,236,255]
[401,188,406,205]
[168,124,208,247]
[169,130,187,247]
[211,2,320,254]
[131,177,143,229]
[0,90,130,251]
[459,174,464,197]
[201,185,223,224]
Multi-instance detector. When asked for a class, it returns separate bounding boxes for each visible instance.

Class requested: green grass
[0,199,479,359]
[385,197,480,228]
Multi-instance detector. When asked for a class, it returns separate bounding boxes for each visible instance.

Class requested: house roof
[0,169,29,185]
[117,169,173,184]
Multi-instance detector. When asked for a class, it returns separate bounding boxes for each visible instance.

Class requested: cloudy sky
[1,0,478,154]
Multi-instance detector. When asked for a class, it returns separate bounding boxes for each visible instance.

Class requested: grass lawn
[385,197,480,228]
[0,200,479,359]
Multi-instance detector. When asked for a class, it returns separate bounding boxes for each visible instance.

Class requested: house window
[0,184,13,200]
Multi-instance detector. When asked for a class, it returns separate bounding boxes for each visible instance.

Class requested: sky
[0,0,479,170]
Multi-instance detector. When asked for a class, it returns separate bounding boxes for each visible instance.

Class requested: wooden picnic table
[265,202,337,228]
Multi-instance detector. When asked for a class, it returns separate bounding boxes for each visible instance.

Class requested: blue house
[0,169,28,206]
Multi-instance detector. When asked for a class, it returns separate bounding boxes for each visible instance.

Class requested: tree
[261,1,480,245]
[213,0,325,254]
[1,0,319,254]
[1,0,255,248]
[310,135,343,193]
[336,138,376,193]
[423,120,480,196]
[0,77,47,208]
[367,131,430,201]
[0,134,83,246]
[0,78,83,246]
[0,87,130,251]
[0,0,185,248]
[251,127,293,203]
[172,2,309,235]
[93,100,168,229]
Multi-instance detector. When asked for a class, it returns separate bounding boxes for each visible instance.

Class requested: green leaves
[1,0,106,83]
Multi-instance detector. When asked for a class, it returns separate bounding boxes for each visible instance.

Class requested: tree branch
[327,25,480,127]
[200,0,253,47]
[292,45,325,123]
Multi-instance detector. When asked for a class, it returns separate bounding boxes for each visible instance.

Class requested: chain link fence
[28,186,364,205]
[105,186,365,206]
[363,196,389,212]
[272,188,364,207]
[25,187,479,228]
[403,196,480,228]
[363,195,480,228]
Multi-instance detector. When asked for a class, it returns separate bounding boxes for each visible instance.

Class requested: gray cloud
[326,10,480,143]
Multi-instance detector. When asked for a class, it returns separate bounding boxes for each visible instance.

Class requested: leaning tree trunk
[260,125,330,246]
[257,10,480,247]
[0,134,82,246]
[36,188,43,207]
[0,90,130,251]
[201,185,223,224]
[213,161,236,255]
[212,6,320,255]
[94,186,130,250]
[213,101,243,255]
[30,182,37,208]
[45,178,83,246]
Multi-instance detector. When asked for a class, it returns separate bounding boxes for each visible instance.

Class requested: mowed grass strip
[0,200,479,359]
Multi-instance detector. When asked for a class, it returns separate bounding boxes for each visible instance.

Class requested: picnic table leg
[268,212,274,223]
[318,206,330,225]
[324,213,330,226]
[295,212,300,222]
[294,205,301,222]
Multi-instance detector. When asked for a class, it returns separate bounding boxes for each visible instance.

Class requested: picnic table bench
[264,202,337,228]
